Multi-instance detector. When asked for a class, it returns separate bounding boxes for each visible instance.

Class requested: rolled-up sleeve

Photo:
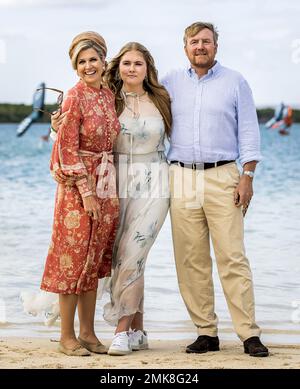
[235,79,263,166]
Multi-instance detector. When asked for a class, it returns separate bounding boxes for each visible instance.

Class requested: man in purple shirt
[161,22,269,357]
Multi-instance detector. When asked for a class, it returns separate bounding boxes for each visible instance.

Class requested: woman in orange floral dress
[40,32,120,356]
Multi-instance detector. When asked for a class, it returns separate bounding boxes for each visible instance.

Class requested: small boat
[16,82,45,137]
[265,102,293,136]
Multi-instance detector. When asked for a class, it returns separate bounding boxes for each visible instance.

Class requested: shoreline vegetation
[0,104,300,124]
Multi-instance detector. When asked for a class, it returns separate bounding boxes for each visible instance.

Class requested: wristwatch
[243,170,255,178]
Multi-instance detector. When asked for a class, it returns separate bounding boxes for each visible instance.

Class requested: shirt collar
[187,60,221,79]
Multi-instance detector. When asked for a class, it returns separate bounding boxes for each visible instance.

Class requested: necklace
[122,89,147,98]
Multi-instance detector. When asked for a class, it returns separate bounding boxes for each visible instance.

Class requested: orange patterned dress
[41,80,120,295]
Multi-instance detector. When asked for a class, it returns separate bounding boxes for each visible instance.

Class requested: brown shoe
[243,337,269,357]
[186,335,220,354]
[58,343,91,356]
[78,337,108,354]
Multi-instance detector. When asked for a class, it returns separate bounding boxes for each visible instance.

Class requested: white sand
[1,337,300,369]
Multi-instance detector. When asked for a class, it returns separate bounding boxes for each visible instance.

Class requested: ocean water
[0,123,300,343]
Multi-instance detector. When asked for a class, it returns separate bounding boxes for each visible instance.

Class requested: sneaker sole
[132,344,149,351]
[108,349,132,356]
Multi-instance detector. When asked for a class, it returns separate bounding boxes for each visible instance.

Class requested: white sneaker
[129,329,149,351]
[108,331,132,356]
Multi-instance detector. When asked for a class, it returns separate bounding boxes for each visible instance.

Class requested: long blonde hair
[105,42,172,137]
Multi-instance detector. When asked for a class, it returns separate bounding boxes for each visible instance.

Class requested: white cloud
[0,0,110,7]
[242,49,256,62]
[0,0,300,106]
[252,29,291,42]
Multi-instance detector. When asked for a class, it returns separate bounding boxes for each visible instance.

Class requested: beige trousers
[169,162,261,341]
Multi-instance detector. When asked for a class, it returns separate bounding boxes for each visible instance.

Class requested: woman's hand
[53,171,76,186]
[51,110,68,132]
[82,195,101,221]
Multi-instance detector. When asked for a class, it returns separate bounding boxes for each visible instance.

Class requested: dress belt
[170,160,235,170]
[79,150,115,198]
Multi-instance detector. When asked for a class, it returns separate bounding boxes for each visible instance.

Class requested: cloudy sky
[0,0,299,107]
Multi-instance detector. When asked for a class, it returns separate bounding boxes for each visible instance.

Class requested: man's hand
[234,175,253,207]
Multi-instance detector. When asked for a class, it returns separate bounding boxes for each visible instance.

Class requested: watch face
[244,171,254,177]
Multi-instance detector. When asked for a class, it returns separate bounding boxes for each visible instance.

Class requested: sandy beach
[1,337,300,369]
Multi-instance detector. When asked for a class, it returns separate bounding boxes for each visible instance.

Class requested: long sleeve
[235,79,263,166]
[50,90,92,197]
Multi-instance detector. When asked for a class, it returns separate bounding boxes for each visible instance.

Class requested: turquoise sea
[0,123,300,344]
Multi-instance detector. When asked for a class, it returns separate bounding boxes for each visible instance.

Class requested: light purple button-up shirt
[161,61,262,166]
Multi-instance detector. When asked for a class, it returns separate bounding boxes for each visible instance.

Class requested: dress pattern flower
[41,81,120,295]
